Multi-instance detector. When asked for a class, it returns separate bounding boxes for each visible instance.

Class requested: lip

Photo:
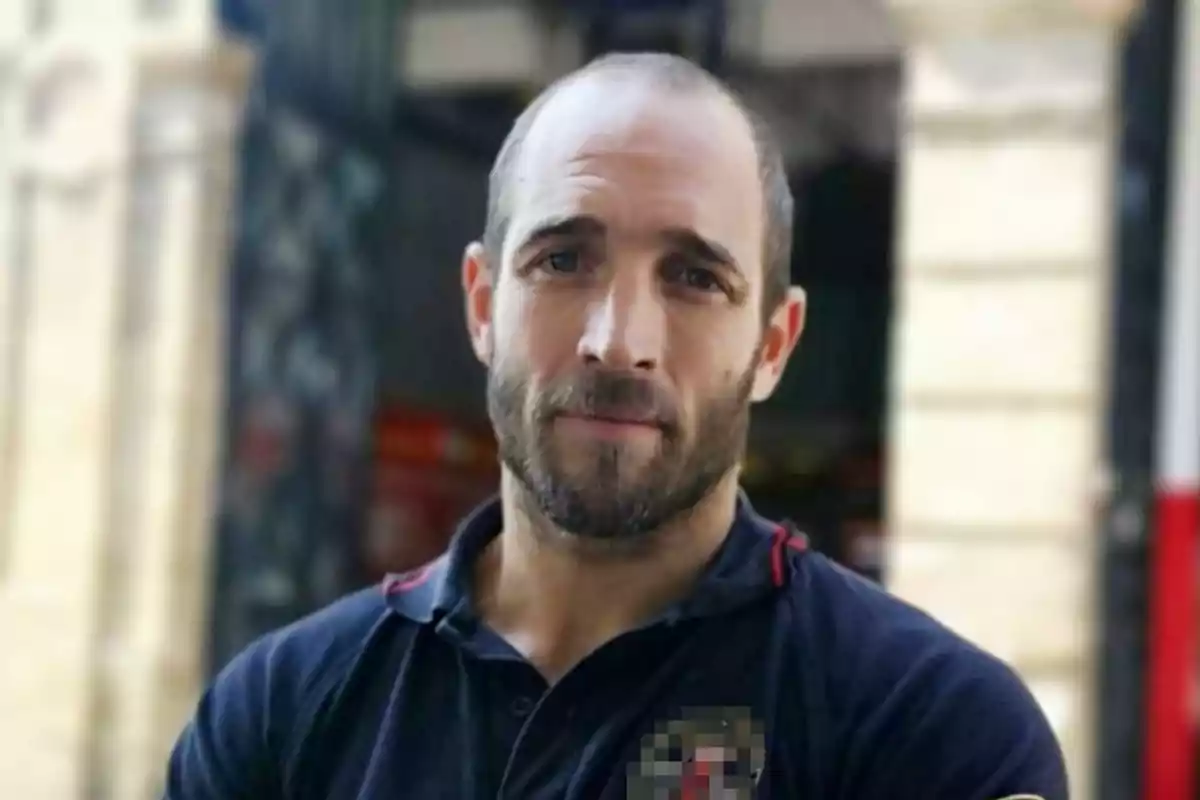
[555,414,661,438]
[559,411,659,426]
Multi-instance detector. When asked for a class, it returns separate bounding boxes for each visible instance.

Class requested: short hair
[484,52,794,317]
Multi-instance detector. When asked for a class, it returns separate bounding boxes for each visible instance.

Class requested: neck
[474,469,740,682]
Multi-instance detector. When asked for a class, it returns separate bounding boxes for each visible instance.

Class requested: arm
[840,646,1069,800]
[163,637,283,800]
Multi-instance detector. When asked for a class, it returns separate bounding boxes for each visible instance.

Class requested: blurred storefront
[0,1,1195,798]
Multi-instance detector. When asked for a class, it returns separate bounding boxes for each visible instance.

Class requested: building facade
[0,0,1163,797]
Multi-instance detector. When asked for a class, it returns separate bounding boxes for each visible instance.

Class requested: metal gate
[208,0,397,673]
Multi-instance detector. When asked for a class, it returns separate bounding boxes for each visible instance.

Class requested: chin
[565,486,684,538]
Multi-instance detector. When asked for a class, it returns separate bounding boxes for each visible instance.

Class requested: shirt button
[510,696,535,717]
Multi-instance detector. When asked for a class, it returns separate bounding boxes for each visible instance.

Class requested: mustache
[537,371,679,429]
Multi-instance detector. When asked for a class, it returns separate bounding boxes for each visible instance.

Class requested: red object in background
[236,395,297,478]
[1144,490,1198,800]
[364,407,499,579]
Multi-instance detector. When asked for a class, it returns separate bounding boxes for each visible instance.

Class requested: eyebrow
[660,227,742,275]
[515,215,606,253]
[515,216,744,276]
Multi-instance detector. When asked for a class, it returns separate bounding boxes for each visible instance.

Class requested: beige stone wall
[884,2,1134,797]
[93,47,252,800]
[0,9,250,797]
[0,44,135,798]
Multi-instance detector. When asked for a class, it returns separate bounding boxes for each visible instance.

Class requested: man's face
[464,75,801,542]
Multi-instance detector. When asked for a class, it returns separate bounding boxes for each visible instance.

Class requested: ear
[751,286,806,402]
[462,242,494,366]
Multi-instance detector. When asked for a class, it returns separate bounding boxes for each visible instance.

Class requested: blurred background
[0,0,1196,798]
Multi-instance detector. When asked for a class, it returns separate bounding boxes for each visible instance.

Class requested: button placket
[509,695,535,718]
[497,682,593,799]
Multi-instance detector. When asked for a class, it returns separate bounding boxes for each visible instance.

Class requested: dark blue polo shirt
[165,497,1068,799]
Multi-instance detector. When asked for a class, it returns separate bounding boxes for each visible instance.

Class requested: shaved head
[484,52,794,318]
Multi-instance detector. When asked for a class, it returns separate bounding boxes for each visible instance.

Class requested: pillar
[0,5,253,796]
[0,40,139,797]
[883,1,1137,796]
[94,40,254,800]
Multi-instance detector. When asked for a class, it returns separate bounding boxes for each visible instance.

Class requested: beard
[487,353,757,543]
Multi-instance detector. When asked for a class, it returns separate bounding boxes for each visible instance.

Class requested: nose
[577,275,665,372]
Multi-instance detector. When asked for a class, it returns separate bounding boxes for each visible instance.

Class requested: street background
[0,0,1195,798]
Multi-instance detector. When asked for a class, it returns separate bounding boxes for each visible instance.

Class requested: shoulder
[226,584,392,693]
[165,586,405,798]
[222,584,404,737]
[783,550,1025,686]
[782,553,1069,799]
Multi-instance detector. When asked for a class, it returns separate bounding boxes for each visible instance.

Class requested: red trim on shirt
[770,525,788,587]
[383,566,432,595]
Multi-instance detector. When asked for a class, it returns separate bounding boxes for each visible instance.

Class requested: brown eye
[662,258,722,292]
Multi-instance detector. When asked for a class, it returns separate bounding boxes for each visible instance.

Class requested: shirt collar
[382,491,804,628]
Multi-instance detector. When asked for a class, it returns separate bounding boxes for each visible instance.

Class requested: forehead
[505,74,764,270]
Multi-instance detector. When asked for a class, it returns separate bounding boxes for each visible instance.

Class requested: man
[165,53,1068,799]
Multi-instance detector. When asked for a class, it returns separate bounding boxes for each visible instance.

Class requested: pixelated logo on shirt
[626,706,766,799]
